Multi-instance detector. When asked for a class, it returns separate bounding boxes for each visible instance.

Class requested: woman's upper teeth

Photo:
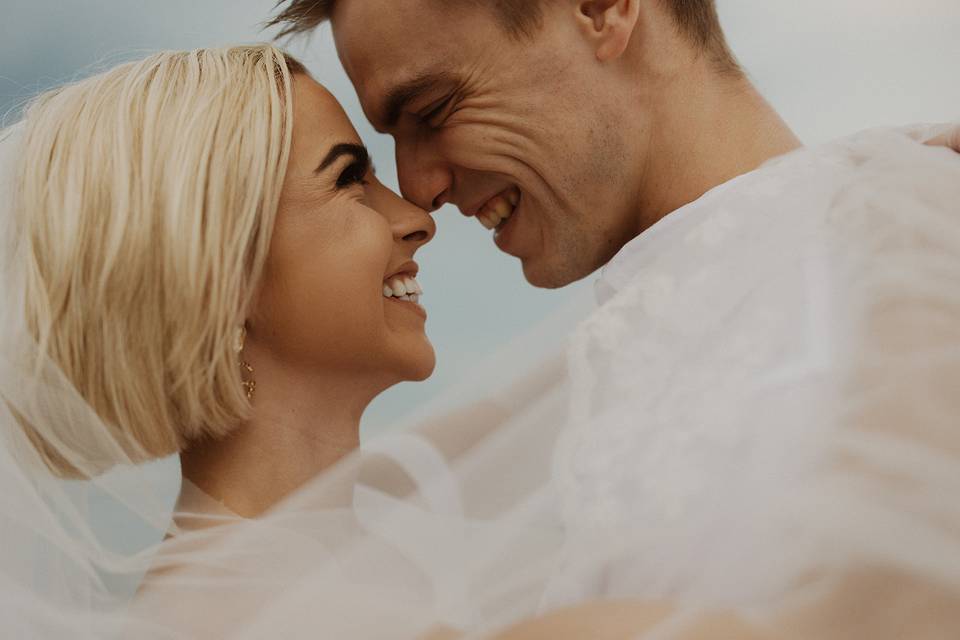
[477,188,520,230]
[383,275,423,301]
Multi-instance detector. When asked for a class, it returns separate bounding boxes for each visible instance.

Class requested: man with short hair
[271,0,799,289]
[270,2,960,637]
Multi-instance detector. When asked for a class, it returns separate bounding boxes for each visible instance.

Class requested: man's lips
[492,197,524,256]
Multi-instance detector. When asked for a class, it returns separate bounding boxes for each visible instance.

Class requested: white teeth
[382,275,424,301]
[476,191,518,231]
[490,197,512,218]
[478,212,497,230]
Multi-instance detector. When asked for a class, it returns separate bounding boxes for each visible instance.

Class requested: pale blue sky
[2,0,958,434]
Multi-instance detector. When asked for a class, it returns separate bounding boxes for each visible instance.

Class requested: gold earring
[235,326,256,401]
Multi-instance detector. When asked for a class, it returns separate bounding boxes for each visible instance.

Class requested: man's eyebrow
[316,143,369,173]
[381,71,455,128]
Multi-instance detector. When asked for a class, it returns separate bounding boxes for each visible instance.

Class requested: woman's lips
[384,295,427,320]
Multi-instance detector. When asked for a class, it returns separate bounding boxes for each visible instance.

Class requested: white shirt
[549,127,960,609]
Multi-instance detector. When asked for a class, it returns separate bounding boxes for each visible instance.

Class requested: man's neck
[634,69,802,235]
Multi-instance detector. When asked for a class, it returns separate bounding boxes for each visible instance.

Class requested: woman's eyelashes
[336,159,370,189]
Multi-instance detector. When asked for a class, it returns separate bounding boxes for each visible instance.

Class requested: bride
[0,45,449,637]
[4,43,960,640]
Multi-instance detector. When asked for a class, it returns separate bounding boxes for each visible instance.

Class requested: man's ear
[576,0,640,62]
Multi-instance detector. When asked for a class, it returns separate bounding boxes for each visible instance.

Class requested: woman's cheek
[260,205,396,368]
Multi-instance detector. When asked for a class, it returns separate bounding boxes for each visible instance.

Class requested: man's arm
[485,570,960,639]
[924,123,960,152]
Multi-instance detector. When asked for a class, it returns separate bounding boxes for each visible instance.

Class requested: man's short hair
[268,0,737,70]
[268,1,541,38]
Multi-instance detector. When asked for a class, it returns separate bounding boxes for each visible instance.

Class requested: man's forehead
[332,0,447,61]
[331,1,465,122]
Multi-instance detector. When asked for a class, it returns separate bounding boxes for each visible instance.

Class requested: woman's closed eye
[336,159,370,189]
[316,143,371,189]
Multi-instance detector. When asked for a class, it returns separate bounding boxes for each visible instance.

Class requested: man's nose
[395,136,453,213]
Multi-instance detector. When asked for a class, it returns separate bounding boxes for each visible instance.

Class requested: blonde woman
[10,45,434,506]
[0,45,445,637]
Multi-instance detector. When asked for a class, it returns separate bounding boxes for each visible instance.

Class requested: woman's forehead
[292,77,361,146]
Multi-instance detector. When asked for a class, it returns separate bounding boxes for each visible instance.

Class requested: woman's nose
[372,182,436,249]
[395,200,436,249]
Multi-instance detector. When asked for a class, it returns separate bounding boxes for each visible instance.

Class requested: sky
[2,0,959,435]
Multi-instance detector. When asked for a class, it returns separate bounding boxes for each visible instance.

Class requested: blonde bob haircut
[13,45,302,477]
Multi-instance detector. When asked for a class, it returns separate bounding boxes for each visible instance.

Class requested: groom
[269,0,956,289]
[270,2,960,637]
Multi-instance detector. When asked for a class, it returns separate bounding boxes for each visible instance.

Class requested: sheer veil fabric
[2,121,960,638]
[0,124,182,638]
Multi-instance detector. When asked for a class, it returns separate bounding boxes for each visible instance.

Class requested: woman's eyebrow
[315,143,369,173]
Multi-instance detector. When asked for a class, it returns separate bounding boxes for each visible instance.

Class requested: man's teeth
[477,190,519,230]
[382,275,423,303]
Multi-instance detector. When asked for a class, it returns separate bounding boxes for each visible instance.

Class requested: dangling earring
[234,326,256,401]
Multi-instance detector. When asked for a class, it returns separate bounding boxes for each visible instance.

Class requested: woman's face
[251,75,436,388]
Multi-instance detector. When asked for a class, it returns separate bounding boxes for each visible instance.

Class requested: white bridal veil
[4,108,960,638]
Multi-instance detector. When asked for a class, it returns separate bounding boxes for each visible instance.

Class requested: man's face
[333,0,639,288]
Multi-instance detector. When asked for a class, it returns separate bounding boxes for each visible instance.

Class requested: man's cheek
[444,128,515,173]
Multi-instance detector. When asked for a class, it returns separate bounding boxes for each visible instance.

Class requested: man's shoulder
[599,124,959,307]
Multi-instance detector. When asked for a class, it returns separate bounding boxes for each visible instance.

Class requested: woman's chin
[409,350,436,382]
[377,336,435,383]
[401,342,436,382]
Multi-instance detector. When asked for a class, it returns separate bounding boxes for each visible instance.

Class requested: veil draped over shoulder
[3,115,960,639]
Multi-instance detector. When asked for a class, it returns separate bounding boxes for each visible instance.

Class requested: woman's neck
[179,360,379,518]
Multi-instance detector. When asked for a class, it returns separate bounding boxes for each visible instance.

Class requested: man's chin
[520,255,590,290]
